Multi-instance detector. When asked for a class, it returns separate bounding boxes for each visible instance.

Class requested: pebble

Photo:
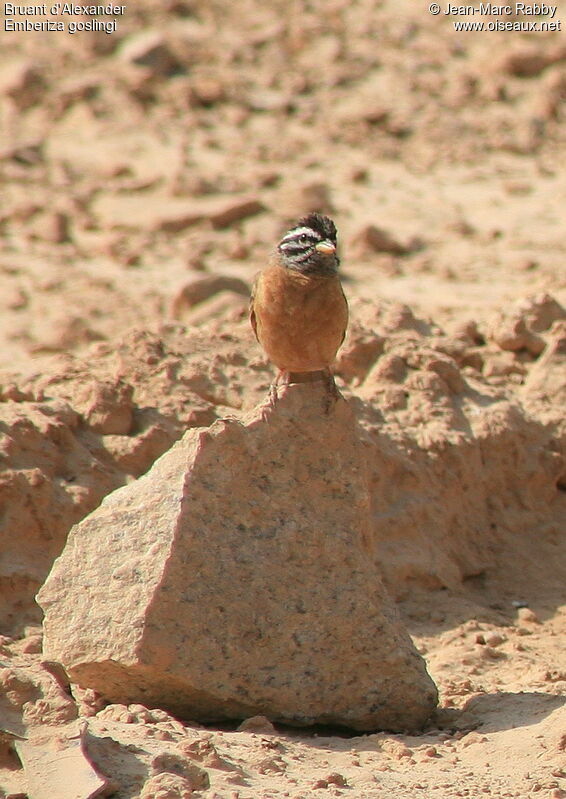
[502,48,548,77]
[517,607,540,624]
[0,58,44,109]
[352,223,410,256]
[209,198,266,229]
[485,632,505,647]
[118,31,182,77]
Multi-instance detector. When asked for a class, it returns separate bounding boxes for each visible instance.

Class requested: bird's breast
[252,266,348,372]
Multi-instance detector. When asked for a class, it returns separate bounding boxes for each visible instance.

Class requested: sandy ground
[0,0,565,797]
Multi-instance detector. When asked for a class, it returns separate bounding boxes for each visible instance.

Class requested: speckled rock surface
[38,382,437,733]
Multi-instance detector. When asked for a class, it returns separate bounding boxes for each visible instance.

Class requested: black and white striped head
[277,214,339,275]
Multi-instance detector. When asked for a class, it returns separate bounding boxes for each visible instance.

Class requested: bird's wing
[249,276,259,342]
[340,285,348,345]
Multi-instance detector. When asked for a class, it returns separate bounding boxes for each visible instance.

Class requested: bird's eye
[299,235,309,244]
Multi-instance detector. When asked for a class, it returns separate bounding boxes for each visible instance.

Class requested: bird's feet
[323,368,341,414]
[260,370,341,417]
[258,371,286,420]
[268,381,279,405]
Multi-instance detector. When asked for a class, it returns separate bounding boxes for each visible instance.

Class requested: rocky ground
[0,0,565,797]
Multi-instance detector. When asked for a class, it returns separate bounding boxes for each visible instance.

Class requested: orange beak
[315,241,336,255]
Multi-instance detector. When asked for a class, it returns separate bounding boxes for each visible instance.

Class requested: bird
[250,213,348,408]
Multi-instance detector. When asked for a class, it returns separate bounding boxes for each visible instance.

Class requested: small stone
[335,93,389,126]
[479,645,505,660]
[237,715,277,734]
[334,325,384,386]
[118,32,183,77]
[189,76,226,107]
[74,378,134,436]
[523,320,566,403]
[20,635,42,655]
[0,59,44,109]
[451,319,483,345]
[352,224,410,256]
[517,607,539,624]
[3,286,28,311]
[208,198,266,229]
[2,141,44,167]
[488,314,545,356]
[502,48,549,77]
[313,773,348,789]
[483,352,527,378]
[170,275,250,315]
[516,293,566,333]
[139,771,208,799]
[31,212,71,244]
[157,210,203,233]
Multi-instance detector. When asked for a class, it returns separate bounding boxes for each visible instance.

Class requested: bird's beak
[315,240,336,255]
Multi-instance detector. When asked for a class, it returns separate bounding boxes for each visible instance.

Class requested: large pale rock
[38,383,437,732]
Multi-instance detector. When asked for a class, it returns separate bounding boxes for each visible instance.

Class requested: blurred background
[0,0,565,370]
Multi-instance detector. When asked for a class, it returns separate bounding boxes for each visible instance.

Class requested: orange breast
[252,266,348,372]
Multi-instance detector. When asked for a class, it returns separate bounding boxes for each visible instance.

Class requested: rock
[0,399,124,633]
[188,76,226,107]
[334,93,389,126]
[482,351,527,378]
[501,48,549,78]
[523,320,566,404]
[170,275,250,315]
[74,378,135,436]
[38,383,438,733]
[0,59,44,110]
[53,76,100,114]
[2,285,28,311]
[208,198,266,229]
[156,210,204,234]
[515,293,566,334]
[91,194,200,233]
[313,772,348,789]
[486,294,565,360]
[1,140,44,167]
[138,773,197,799]
[148,752,210,791]
[28,315,104,355]
[0,660,77,737]
[15,723,110,799]
[352,224,411,256]
[0,325,252,631]
[335,322,385,385]
[29,211,71,244]
[92,194,265,232]
[450,319,484,346]
[487,314,545,356]
[118,32,183,77]
[350,298,437,339]
[180,292,248,327]
[237,715,277,734]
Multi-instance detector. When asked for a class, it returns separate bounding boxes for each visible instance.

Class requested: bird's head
[277,213,339,275]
